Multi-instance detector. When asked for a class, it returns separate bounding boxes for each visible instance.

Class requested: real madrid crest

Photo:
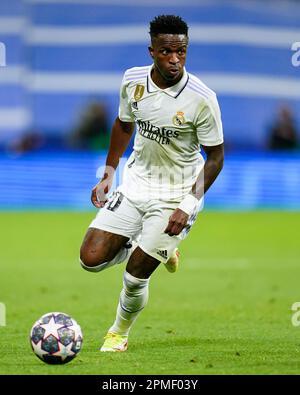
[172,111,185,126]
[134,84,145,101]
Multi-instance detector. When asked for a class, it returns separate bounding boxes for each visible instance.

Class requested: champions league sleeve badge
[134,84,145,101]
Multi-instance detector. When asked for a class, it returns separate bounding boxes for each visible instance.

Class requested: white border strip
[27,72,122,92]
[191,24,300,48]
[0,108,31,128]
[0,18,25,34]
[201,73,300,99]
[25,24,300,48]
[24,0,212,5]
[22,0,300,10]
[0,66,26,84]
[25,71,300,99]
[2,68,300,99]
[26,26,148,45]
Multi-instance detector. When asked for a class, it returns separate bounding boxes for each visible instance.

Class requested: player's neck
[151,67,183,89]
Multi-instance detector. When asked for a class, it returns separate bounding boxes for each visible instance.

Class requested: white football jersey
[118,65,223,202]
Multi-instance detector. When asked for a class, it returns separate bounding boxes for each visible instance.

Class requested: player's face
[149,34,188,84]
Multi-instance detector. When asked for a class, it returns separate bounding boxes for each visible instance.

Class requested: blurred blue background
[0,0,300,210]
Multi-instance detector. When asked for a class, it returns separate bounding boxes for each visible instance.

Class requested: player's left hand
[164,208,189,236]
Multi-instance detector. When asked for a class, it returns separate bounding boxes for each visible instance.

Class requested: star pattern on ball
[54,343,75,361]
[39,315,65,339]
[31,340,49,358]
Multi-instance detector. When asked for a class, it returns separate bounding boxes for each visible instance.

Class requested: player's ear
[148,46,154,59]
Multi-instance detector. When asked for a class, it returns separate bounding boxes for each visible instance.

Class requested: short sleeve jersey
[118,65,223,202]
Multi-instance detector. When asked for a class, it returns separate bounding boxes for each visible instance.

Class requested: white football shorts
[89,189,202,263]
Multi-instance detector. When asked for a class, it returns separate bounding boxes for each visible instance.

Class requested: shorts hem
[89,223,132,240]
[138,243,168,263]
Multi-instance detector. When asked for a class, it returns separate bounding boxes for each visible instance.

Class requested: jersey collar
[147,65,189,99]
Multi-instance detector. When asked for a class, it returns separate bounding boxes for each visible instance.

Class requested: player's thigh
[90,190,142,240]
[80,228,128,266]
[81,191,143,265]
[138,202,199,263]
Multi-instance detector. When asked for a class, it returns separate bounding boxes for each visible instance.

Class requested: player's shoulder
[122,65,150,84]
[186,72,217,102]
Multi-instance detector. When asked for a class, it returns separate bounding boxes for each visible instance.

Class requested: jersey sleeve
[118,73,135,122]
[195,94,224,146]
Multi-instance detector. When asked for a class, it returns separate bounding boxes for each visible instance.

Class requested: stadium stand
[0,0,300,209]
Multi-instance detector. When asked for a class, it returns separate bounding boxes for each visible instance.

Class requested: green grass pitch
[0,211,299,375]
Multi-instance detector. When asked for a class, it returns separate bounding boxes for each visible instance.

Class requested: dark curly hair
[149,15,188,39]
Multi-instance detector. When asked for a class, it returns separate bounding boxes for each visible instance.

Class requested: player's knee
[79,248,107,269]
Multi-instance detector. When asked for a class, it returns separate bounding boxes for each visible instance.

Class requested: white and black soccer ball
[30,312,83,364]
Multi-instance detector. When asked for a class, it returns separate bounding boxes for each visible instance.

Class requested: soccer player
[79,15,224,352]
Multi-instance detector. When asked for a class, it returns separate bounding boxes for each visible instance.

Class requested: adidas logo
[157,249,168,259]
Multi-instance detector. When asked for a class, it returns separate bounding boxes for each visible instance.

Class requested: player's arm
[192,143,224,198]
[91,117,135,208]
[164,143,224,236]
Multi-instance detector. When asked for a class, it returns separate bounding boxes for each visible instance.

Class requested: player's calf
[101,269,150,351]
[126,246,160,279]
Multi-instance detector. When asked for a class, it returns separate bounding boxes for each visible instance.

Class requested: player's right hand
[91,176,112,208]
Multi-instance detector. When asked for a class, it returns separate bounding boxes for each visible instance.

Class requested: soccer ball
[30,312,83,364]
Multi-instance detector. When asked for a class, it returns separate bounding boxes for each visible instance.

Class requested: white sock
[108,271,149,336]
[80,244,132,273]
